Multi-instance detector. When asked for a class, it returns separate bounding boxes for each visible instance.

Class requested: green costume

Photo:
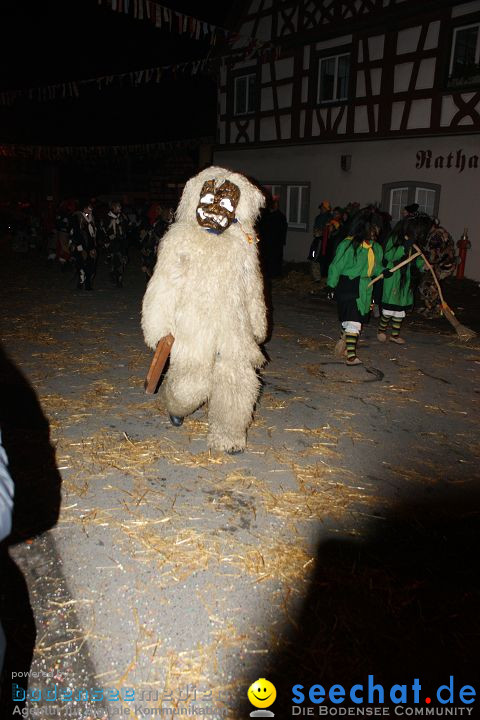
[327,237,384,320]
[381,237,424,310]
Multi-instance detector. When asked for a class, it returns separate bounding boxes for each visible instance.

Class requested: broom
[412,244,476,341]
[367,250,422,287]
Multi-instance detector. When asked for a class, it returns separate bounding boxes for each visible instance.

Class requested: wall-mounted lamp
[341,154,352,171]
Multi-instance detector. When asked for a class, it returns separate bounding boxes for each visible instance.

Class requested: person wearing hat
[402,203,419,217]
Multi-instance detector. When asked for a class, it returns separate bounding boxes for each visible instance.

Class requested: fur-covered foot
[377,332,387,342]
[207,429,246,454]
[390,336,405,344]
[345,356,362,366]
[169,414,184,427]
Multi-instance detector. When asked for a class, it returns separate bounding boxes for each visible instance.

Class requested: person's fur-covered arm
[244,247,267,344]
[141,229,184,349]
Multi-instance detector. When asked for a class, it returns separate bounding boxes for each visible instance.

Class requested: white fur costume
[141,166,267,453]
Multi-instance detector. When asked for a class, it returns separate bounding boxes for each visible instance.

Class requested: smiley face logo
[247,678,277,709]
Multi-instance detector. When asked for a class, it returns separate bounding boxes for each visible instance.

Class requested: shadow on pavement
[237,485,480,718]
[0,343,62,714]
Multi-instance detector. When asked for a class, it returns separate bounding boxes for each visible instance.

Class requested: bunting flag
[97,0,271,50]
[0,40,275,107]
[0,136,213,161]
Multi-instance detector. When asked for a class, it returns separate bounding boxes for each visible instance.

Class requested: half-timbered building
[213,0,480,280]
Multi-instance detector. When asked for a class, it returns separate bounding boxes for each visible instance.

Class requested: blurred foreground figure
[0,431,14,673]
[141,166,267,454]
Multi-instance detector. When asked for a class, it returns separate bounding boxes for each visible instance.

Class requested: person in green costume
[327,209,387,366]
[378,214,432,344]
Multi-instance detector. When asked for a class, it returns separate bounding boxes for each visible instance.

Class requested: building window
[449,23,480,87]
[287,185,309,229]
[318,53,350,103]
[234,74,256,115]
[390,187,409,222]
[415,187,436,217]
[263,182,310,231]
[382,182,440,223]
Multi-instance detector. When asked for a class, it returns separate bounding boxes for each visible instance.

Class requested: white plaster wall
[274,58,294,81]
[397,26,421,54]
[261,87,274,112]
[214,135,480,280]
[277,84,293,109]
[368,35,385,61]
[256,16,272,41]
[316,35,352,52]
[452,1,480,18]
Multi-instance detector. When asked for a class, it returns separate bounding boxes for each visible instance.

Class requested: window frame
[389,187,409,223]
[262,181,310,232]
[414,187,436,218]
[448,20,480,88]
[233,73,257,116]
[381,181,441,223]
[286,184,309,230]
[317,50,351,105]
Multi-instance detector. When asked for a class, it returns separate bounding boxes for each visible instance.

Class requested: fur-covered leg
[162,362,211,419]
[207,360,260,454]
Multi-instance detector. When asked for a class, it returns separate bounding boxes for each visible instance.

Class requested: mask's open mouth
[197,207,229,228]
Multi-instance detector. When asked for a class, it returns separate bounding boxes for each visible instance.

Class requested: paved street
[1,251,479,719]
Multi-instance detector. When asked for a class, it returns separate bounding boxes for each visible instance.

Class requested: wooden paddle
[144,334,174,394]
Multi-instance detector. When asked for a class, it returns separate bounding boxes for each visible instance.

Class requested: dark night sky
[0,0,242,145]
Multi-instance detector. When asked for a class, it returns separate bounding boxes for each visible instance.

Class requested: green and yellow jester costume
[378,230,425,344]
[327,234,384,364]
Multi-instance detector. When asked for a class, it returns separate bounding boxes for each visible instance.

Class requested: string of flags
[99,0,224,43]
[0,0,279,107]
[0,41,276,107]
[97,0,267,49]
[0,136,213,161]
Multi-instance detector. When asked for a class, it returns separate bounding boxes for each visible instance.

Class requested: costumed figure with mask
[100,201,129,288]
[70,201,97,290]
[141,166,267,454]
[417,218,456,318]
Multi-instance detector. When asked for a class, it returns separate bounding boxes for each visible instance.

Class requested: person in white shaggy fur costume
[141,166,267,454]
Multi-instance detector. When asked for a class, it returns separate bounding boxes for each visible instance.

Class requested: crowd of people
[2,197,175,290]
[2,193,457,340]
[314,201,457,365]
[54,197,175,289]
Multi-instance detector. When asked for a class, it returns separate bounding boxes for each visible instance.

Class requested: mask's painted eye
[219,198,234,212]
[200,194,214,204]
